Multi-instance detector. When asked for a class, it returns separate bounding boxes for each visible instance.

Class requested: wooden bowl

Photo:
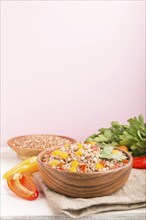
[7,134,76,160]
[37,147,133,198]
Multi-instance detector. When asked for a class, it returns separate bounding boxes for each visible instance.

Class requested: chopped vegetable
[118,146,128,152]
[7,172,39,200]
[80,164,86,172]
[71,160,79,167]
[95,163,104,169]
[60,152,68,159]
[52,150,61,156]
[58,163,64,170]
[122,159,129,164]
[77,143,83,149]
[75,149,83,156]
[133,156,146,169]
[112,150,119,154]
[49,160,60,167]
[85,115,146,157]
[3,156,38,179]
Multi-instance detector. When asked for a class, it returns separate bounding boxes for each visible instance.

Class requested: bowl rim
[7,134,77,151]
[37,145,133,175]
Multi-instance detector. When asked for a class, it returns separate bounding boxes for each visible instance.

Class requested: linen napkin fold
[33,169,146,218]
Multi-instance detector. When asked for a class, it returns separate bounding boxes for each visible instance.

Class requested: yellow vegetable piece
[60,152,68,159]
[90,142,96,146]
[64,144,69,148]
[71,160,79,167]
[49,160,60,166]
[112,150,119,154]
[69,166,77,172]
[77,143,83,149]
[52,150,61,156]
[95,163,104,169]
[118,146,128,152]
[3,156,38,179]
[75,149,83,156]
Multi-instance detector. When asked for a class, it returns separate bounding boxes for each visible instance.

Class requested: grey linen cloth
[33,169,146,218]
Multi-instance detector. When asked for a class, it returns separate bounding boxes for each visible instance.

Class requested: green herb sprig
[85,115,146,157]
[99,146,126,161]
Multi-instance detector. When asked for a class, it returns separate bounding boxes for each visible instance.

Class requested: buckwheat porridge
[11,135,74,150]
[42,143,129,173]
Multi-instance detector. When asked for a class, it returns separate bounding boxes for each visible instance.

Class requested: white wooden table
[1,146,145,220]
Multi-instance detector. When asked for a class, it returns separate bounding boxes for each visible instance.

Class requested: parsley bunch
[85,115,146,157]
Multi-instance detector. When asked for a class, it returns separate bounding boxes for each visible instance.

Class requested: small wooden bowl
[37,147,133,198]
[7,134,76,160]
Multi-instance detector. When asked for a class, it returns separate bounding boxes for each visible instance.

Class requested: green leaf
[111,121,121,128]
[90,134,97,138]
[111,141,118,147]
[110,153,126,161]
[139,115,144,124]
[99,146,126,161]
[85,137,94,142]
[137,129,143,141]
[101,146,114,154]
[94,135,108,142]
[104,129,112,139]
[98,128,107,133]
[131,145,138,150]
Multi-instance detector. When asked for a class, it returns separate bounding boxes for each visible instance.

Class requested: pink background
[1,1,145,145]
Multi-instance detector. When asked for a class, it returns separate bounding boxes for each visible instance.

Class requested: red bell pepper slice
[133,156,146,169]
[7,172,39,200]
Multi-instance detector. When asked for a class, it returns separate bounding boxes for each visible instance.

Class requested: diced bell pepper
[80,164,86,172]
[75,149,83,156]
[71,160,79,167]
[52,150,61,156]
[60,152,68,159]
[77,143,83,149]
[95,163,104,169]
[49,160,60,167]
[112,150,119,154]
